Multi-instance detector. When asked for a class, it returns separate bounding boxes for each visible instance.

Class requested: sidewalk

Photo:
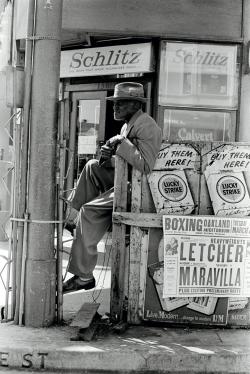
[1,237,250,373]
[62,231,112,319]
[0,320,250,373]
[0,232,112,320]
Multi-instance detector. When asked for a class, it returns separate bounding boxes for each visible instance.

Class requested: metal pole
[14,0,35,324]
[11,110,22,320]
[24,0,62,327]
[56,100,66,323]
[18,212,28,325]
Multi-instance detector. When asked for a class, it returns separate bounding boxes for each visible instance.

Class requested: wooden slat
[110,156,128,321]
[199,142,213,215]
[141,174,156,213]
[138,231,149,318]
[113,212,163,228]
[113,157,128,212]
[139,174,154,320]
[128,227,146,323]
[128,169,142,324]
[131,169,142,212]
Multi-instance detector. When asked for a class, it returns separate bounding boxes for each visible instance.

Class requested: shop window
[158,41,239,142]
[160,108,235,142]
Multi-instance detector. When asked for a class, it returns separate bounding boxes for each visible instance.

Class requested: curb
[0,345,250,373]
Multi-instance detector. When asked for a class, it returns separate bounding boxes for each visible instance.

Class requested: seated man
[63,82,162,293]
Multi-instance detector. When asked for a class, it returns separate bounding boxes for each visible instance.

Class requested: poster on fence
[204,145,250,216]
[145,229,228,326]
[163,215,250,298]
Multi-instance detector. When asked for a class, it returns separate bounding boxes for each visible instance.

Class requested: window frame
[157,40,241,142]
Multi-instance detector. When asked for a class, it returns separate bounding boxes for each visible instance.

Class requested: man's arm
[99,135,125,167]
[115,115,162,174]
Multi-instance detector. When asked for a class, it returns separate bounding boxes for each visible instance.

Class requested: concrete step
[0,322,250,373]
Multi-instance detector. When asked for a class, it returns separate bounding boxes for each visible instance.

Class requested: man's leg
[70,159,114,210]
[63,188,114,293]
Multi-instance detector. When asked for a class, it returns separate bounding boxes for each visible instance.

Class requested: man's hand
[99,144,113,165]
[99,135,125,166]
[106,135,125,149]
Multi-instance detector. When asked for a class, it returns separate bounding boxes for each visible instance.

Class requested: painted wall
[62,0,242,40]
[16,0,243,41]
[15,0,249,142]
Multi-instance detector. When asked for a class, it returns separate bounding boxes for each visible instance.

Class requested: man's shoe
[63,275,96,294]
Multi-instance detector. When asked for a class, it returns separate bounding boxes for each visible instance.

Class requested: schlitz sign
[60,43,153,77]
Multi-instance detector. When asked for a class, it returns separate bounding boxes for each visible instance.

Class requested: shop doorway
[58,79,152,318]
[65,80,152,193]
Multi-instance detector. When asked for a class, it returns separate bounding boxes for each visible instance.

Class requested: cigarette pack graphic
[148,169,195,214]
[205,170,250,216]
[187,297,218,315]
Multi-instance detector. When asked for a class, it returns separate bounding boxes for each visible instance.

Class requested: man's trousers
[68,159,115,278]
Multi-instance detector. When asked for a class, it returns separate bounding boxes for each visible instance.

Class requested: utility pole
[23,0,62,327]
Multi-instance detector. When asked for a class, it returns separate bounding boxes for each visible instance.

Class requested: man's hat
[106,82,147,102]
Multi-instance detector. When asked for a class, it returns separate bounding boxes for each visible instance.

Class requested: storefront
[59,40,241,187]
[60,41,155,186]
[9,0,250,327]
[13,0,247,183]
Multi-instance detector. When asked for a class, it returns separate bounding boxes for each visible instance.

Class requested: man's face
[113,100,138,121]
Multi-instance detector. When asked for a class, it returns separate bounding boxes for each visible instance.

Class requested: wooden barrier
[110,142,250,327]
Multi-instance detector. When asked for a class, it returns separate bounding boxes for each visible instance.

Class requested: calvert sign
[60,43,153,77]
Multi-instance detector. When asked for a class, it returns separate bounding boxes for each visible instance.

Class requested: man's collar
[126,109,143,125]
